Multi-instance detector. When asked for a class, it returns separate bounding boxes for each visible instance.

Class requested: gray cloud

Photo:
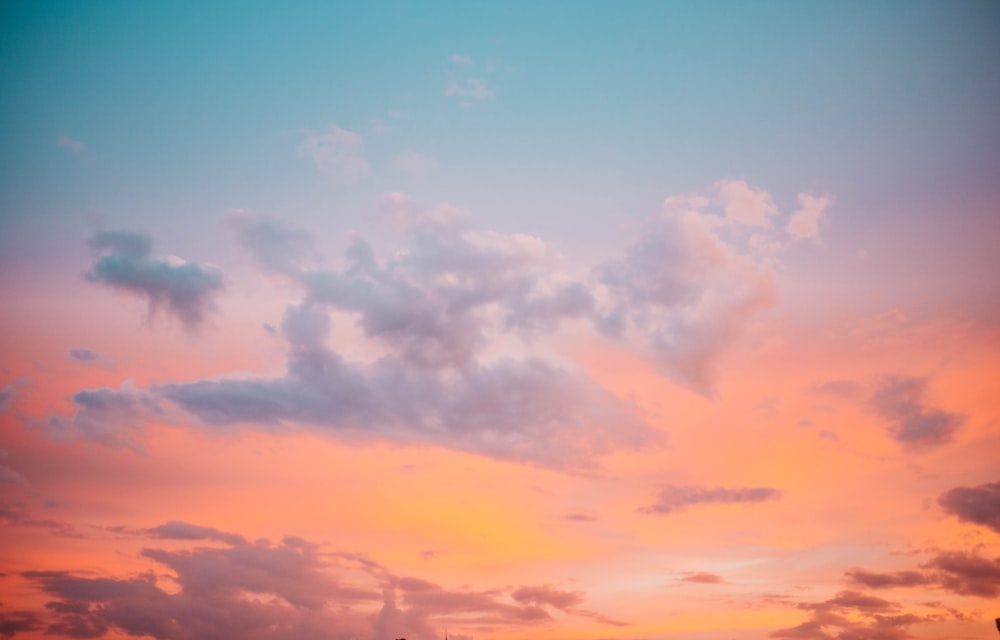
[16,523,621,640]
[869,375,964,449]
[68,348,113,367]
[85,230,224,328]
[938,480,1000,533]
[845,551,1000,598]
[641,485,782,515]
[0,610,43,638]
[0,385,15,414]
[772,590,929,640]
[46,385,161,449]
[681,572,725,584]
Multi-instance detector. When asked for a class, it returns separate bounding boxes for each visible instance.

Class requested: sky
[1,1,999,639]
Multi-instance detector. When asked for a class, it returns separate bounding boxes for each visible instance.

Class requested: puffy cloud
[715,179,778,227]
[228,210,317,276]
[596,198,775,394]
[641,485,782,515]
[85,230,224,328]
[787,193,832,240]
[300,124,370,183]
[159,351,656,469]
[45,383,162,449]
[868,375,964,449]
[938,480,1000,533]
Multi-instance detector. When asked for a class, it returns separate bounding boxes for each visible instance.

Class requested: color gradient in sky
[2,2,999,639]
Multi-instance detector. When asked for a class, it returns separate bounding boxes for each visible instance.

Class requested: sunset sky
[2,2,1000,639]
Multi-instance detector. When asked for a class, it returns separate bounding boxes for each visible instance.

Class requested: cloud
[56,135,84,153]
[394,150,439,177]
[449,54,473,65]
[16,525,621,639]
[868,375,964,449]
[300,124,370,183]
[845,551,1000,598]
[45,383,161,449]
[0,385,15,414]
[85,230,224,328]
[596,195,776,394]
[68,348,113,367]
[0,610,42,638]
[146,521,248,546]
[772,590,929,640]
[715,179,778,227]
[445,79,494,100]
[228,210,317,277]
[938,480,1000,533]
[812,379,864,399]
[681,572,726,584]
[640,485,782,515]
[786,193,832,240]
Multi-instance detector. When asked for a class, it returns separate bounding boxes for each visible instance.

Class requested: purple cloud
[869,375,964,449]
[938,480,1000,533]
[641,485,782,515]
[85,230,224,328]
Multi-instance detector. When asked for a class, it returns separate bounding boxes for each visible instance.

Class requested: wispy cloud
[445,78,494,100]
[300,124,370,183]
[641,485,782,515]
[787,193,832,240]
[449,54,473,65]
[56,134,84,153]
[868,374,964,450]
[394,149,439,177]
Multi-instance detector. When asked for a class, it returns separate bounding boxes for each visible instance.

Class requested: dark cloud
[938,480,1000,533]
[14,522,624,640]
[868,375,964,449]
[0,503,84,538]
[846,551,1000,598]
[641,485,782,515]
[772,590,929,640]
[0,610,43,638]
[85,230,224,328]
[146,521,248,547]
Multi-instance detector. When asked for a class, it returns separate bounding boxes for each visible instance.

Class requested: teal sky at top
[2,1,998,273]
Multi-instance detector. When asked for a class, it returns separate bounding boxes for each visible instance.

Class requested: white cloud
[450,54,473,65]
[300,125,370,183]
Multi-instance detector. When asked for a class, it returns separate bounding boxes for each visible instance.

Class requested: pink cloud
[715,179,778,227]
[787,192,833,239]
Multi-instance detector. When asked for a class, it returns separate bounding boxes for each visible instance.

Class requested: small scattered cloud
[868,375,964,450]
[146,520,248,546]
[641,485,782,515]
[786,193,832,240]
[56,135,84,153]
[813,379,864,399]
[846,551,1000,598]
[449,54,473,65]
[300,124,370,183]
[445,78,494,100]
[938,481,1000,533]
[681,572,726,584]
[715,179,778,227]
[85,230,224,329]
[45,382,162,450]
[563,512,597,522]
[394,150,439,177]
[0,384,15,414]
[68,348,113,367]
